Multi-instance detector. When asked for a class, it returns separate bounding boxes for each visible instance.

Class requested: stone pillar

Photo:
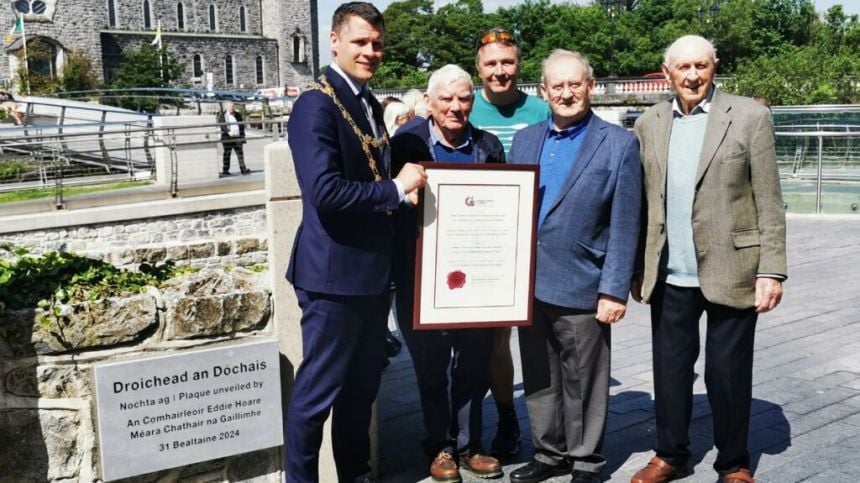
[264,141,336,480]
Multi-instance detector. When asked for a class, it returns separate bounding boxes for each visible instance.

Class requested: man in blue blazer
[507,50,642,483]
[284,3,427,482]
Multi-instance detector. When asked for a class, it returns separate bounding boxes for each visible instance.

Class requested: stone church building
[1,0,318,91]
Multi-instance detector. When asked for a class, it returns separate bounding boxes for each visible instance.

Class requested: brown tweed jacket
[633,88,787,309]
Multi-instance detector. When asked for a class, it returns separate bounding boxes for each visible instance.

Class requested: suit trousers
[518,299,610,473]
[222,138,246,172]
[285,289,389,483]
[650,282,757,473]
[396,292,494,456]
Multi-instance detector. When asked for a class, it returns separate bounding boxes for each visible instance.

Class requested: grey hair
[663,35,718,67]
[427,64,473,96]
[540,49,594,84]
[400,88,428,117]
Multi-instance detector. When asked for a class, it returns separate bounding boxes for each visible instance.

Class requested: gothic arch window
[193,54,203,77]
[176,3,185,30]
[107,0,117,27]
[224,55,234,85]
[292,34,305,63]
[255,55,264,85]
[239,6,247,33]
[208,4,218,32]
[143,0,152,29]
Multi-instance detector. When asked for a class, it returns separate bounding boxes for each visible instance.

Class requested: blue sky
[316,0,859,67]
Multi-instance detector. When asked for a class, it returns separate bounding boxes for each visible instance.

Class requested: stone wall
[0,267,279,482]
[106,33,281,90]
[0,205,268,268]
[0,200,287,481]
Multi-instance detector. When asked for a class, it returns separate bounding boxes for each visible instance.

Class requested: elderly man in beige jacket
[630,35,787,483]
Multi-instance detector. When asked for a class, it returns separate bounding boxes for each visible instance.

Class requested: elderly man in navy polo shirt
[389,64,506,483]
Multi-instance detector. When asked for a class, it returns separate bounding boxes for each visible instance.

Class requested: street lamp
[603,0,624,78]
[697,1,720,40]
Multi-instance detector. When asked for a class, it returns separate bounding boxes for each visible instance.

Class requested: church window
[208,4,218,31]
[193,54,203,77]
[225,55,234,85]
[143,0,152,29]
[292,34,305,63]
[176,3,185,30]
[255,55,264,85]
[239,6,247,33]
[107,0,117,27]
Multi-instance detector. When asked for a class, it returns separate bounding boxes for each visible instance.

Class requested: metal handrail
[774,130,859,213]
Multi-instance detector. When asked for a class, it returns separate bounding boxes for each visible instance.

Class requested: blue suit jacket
[286,69,400,296]
[509,112,642,309]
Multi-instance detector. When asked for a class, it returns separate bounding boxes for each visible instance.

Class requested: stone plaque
[93,339,283,481]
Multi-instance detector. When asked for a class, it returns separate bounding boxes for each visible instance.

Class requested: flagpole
[20,15,29,94]
[157,19,163,82]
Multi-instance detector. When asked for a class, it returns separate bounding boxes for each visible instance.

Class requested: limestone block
[188,242,215,260]
[235,238,263,255]
[217,241,232,256]
[135,247,167,264]
[167,244,190,261]
[0,294,158,356]
[0,409,81,481]
[4,363,90,398]
[162,270,271,340]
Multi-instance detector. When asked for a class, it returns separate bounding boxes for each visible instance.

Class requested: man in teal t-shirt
[471,28,550,157]
[471,27,550,458]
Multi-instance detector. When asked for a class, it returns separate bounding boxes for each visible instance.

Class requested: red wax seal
[447,270,466,290]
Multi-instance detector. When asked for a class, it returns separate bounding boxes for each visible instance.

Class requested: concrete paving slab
[376,217,860,482]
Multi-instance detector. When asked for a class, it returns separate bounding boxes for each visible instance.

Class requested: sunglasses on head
[477,29,516,50]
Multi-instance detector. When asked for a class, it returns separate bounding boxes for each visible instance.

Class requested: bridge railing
[0,118,286,214]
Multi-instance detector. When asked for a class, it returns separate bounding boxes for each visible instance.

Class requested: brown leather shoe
[631,456,687,483]
[721,468,755,483]
[429,451,460,482]
[459,452,502,478]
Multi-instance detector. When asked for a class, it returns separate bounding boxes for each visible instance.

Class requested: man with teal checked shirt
[470,27,550,458]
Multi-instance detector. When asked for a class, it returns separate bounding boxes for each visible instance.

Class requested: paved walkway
[376,216,860,483]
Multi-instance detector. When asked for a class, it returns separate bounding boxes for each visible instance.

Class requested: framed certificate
[413,163,539,330]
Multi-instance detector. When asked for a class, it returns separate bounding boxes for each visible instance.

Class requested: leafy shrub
[0,244,194,312]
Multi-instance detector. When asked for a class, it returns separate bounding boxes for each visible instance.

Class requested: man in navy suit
[284,3,427,482]
[507,50,642,483]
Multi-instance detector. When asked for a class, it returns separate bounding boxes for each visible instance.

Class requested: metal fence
[1,100,858,215]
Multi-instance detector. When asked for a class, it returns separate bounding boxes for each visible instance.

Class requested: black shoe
[510,459,571,483]
[491,407,521,456]
[384,330,402,357]
[221,171,232,176]
[240,168,251,175]
[570,470,601,483]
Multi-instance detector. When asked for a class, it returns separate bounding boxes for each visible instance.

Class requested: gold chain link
[305,76,390,182]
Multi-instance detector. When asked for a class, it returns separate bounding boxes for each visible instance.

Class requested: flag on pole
[151,21,162,46]
[5,16,22,44]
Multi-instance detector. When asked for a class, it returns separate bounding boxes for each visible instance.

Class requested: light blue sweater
[664,113,708,287]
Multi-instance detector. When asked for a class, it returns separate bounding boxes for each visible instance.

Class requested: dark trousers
[396,291,494,456]
[518,300,610,473]
[222,138,246,172]
[650,282,757,473]
[285,289,389,483]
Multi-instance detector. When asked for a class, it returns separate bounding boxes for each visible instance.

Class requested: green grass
[0,180,153,204]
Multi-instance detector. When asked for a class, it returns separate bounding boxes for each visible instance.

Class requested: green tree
[60,50,100,93]
[108,42,185,112]
[725,44,859,104]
